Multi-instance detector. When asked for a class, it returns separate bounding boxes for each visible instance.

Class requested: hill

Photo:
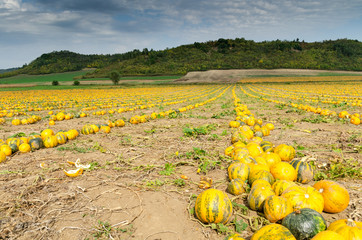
[1,38,361,79]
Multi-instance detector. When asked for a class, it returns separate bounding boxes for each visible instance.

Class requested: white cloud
[0,0,361,68]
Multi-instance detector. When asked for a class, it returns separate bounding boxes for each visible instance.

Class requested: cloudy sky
[0,0,361,69]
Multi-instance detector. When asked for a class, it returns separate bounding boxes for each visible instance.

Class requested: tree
[52,80,59,86]
[109,71,120,85]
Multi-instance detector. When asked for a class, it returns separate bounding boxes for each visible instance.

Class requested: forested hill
[2,38,361,78]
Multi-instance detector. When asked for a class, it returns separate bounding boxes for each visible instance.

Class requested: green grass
[0,71,182,85]
[0,70,89,84]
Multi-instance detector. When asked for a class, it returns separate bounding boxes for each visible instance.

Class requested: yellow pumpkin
[43,135,58,148]
[251,224,296,240]
[101,125,111,133]
[263,195,293,223]
[311,230,345,240]
[41,129,54,139]
[0,145,12,156]
[274,144,295,162]
[281,185,324,213]
[19,143,31,153]
[270,162,297,181]
[260,152,281,168]
[0,151,6,163]
[272,180,296,196]
[327,219,362,240]
[246,142,264,158]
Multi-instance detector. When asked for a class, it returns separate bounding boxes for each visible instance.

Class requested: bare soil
[0,73,361,240]
[177,69,362,83]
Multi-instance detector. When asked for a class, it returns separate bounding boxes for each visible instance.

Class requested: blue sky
[0,0,361,69]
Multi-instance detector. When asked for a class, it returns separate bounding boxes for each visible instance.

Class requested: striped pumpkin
[260,141,274,152]
[249,169,275,186]
[263,195,293,223]
[6,138,20,147]
[281,185,324,213]
[231,131,249,144]
[232,148,249,161]
[274,144,295,162]
[227,178,246,195]
[251,179,272,189]
[194,189,233,224]
[290,159,315,183]
[225,233,246,240]
[55,132,68,145]
[228,162,250,182]
[272,180,296,196]
[251,224,296,240]
[247,185,275,211]
[43,135,58,148]
[81,124,95,135]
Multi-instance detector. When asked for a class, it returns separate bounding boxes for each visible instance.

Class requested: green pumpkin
[290,160,314,184]
[9,143,18,153]
[282,208,326,240]
[29,137,44,151]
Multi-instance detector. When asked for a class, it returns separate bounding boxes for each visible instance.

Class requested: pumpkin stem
[346,219,356,227]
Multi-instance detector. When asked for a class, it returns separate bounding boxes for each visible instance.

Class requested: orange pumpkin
[313,180,349,213]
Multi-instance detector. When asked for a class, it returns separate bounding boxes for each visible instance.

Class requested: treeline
[1,38,361,78]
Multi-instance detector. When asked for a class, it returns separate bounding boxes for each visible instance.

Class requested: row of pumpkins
[193,90,361,240]
[1,87,228,160]
[0,120,126,162]
[241,85,361,125]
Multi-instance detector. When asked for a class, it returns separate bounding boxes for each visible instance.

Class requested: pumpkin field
[0,75,361,239]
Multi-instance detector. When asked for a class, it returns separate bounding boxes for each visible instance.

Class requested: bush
[52,80,59,86]
[73,80,80,86]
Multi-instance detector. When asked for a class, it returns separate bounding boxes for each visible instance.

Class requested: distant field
[0,71,183,85]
